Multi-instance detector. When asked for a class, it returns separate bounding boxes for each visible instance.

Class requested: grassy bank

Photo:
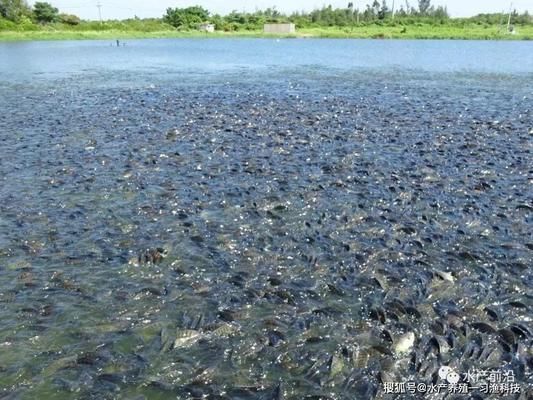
[301,25,533,39]
[0,24,532,41]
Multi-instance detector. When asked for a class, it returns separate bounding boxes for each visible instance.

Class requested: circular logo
[438,366,452,380]
[438,366,460,384]
[447,371,460,384]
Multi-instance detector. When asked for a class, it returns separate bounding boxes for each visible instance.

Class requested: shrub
[18,14,37,30]
[0,16,17,29]
[59,13,80,25]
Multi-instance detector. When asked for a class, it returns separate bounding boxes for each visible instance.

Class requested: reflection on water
[0,40,531,399]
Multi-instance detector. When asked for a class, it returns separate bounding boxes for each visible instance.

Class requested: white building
[198,23,215,33]
[264,23,296,34]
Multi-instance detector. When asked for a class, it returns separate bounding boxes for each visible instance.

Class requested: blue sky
[30,0,532,20]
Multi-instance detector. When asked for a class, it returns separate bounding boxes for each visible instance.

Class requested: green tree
[0,0,31,22]
[432,6,448,20]
[418,0,431,15]
[33,1,58,23]
[372,0,380,16]
[164,6,209,29]
[378,0,389,19]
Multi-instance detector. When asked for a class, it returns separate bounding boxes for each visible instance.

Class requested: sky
[29,0,533,21]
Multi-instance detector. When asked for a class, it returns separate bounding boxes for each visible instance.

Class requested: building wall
[263,23,296,34]
[199,24,215,33]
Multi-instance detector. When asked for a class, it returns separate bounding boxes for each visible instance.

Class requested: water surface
[0,39,532,399]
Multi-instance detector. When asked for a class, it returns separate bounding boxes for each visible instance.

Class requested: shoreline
[1,26,532,42]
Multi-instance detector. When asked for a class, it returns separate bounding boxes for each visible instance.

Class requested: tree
[33,1,58,23]
[372,0,380,16]
[418,0,431,15]
[433,6,448,19]
[164,6,209,29]
[0,0,31,22]
[378,0,389,19]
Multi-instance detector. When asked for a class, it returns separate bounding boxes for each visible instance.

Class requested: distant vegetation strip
[1,26,532,41]
[1,0,531,41]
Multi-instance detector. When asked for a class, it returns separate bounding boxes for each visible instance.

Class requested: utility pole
[392,0,395,19]
[97,1,102,24]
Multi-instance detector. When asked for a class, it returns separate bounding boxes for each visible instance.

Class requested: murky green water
[0,39,532,399]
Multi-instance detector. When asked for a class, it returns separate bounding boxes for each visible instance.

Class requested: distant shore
[1,25,532,41]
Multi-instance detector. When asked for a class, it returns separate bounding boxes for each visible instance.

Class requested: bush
[222,22,239,32]
[59,13,80,25]
[17,15,37,30]
[0,16,17,29]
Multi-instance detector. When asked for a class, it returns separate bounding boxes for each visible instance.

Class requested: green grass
[0,29,287,41]
[0,23,532,41]
[299,24,533,39]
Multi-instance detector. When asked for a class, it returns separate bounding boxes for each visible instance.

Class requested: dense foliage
[58,13,80,25]
[161,1,531,32]
[33,2,58,24]
[0,0,531,34]
[162,1,454,31]
[164,6,209,29]
[0,0,31,22]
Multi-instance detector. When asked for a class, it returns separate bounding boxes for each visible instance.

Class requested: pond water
[0,39,532,400]
[1,38,532,81]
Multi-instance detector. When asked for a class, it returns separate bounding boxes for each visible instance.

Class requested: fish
[173,329,201,349]
[393,332,415,356]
